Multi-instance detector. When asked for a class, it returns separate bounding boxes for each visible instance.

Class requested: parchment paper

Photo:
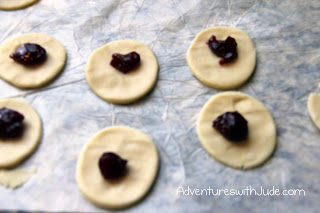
[0,0,319,212]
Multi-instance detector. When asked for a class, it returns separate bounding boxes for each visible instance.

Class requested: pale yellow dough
[0,0,38,10]
[76,126,159,209]
[86,40,158,104]
[187,26,256,89]
[0,168,32,188]
[0,99,42,168]
[0,33,66,88]
[308,93,320,129]
[197,92,276,169]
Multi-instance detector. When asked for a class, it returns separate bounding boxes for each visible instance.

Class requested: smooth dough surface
[0,168,31,188]
[187,26,256,89]
[76,126,159,209]
[86,40,158,104]
[0,33,66,88]
[308,93,320,129]
[0,99,42,168]
[197,92,276,169]
[0,0,38,10]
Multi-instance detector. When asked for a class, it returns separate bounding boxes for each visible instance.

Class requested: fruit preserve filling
[10,43,47,66]
[98,152,127,179]
[213,111,248,142]
[0,107,25,138]
[207,35,238,65]
[110,52,140,74]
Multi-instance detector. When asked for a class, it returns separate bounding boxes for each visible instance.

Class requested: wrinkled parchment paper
[0,0,319,212]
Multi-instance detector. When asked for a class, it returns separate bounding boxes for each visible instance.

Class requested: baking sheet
[0,0,320,212]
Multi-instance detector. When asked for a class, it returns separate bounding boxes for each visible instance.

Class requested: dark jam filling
[110,52,140,74]
[0,107,25,138]
[10,43,46,66]
[213,111,248,142]
[208,35,238,65]
[98,152,127,179]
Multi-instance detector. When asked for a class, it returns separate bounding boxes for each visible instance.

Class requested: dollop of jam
[10,43,46,66]
[213,111,248,142]
[0,107,25,138]
[98,152,127,179]
[208,35,238,65]
[110,52,140,73]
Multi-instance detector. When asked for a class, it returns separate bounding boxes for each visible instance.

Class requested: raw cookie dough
[197,92,276,169]
[187,26,256,89]
[76,126,159,209]
[0,99,42,168]
[0,0,38,10]
[0,167,36,188]
[86,40,158,104]
[308,93,320,129]
[0,33,66,88]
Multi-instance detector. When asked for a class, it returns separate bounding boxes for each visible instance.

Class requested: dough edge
[0,0,38,10]
[186,26,256,89]
[0,33,66,88]
[308,93,320,129]
[76,125,159,209]
[85,40,158,104]
[0,167,36,188]
[0,99,42,168]
[197,91,276,169]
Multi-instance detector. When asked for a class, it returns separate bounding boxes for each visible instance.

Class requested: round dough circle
[85,40,158,104]
[76,126,159,209]
[197,92,276,169]
[308,93,320,129]
[0,0,38,10]
[187,26,256,89]
[0,99,42,168]
[0,33,66,88]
